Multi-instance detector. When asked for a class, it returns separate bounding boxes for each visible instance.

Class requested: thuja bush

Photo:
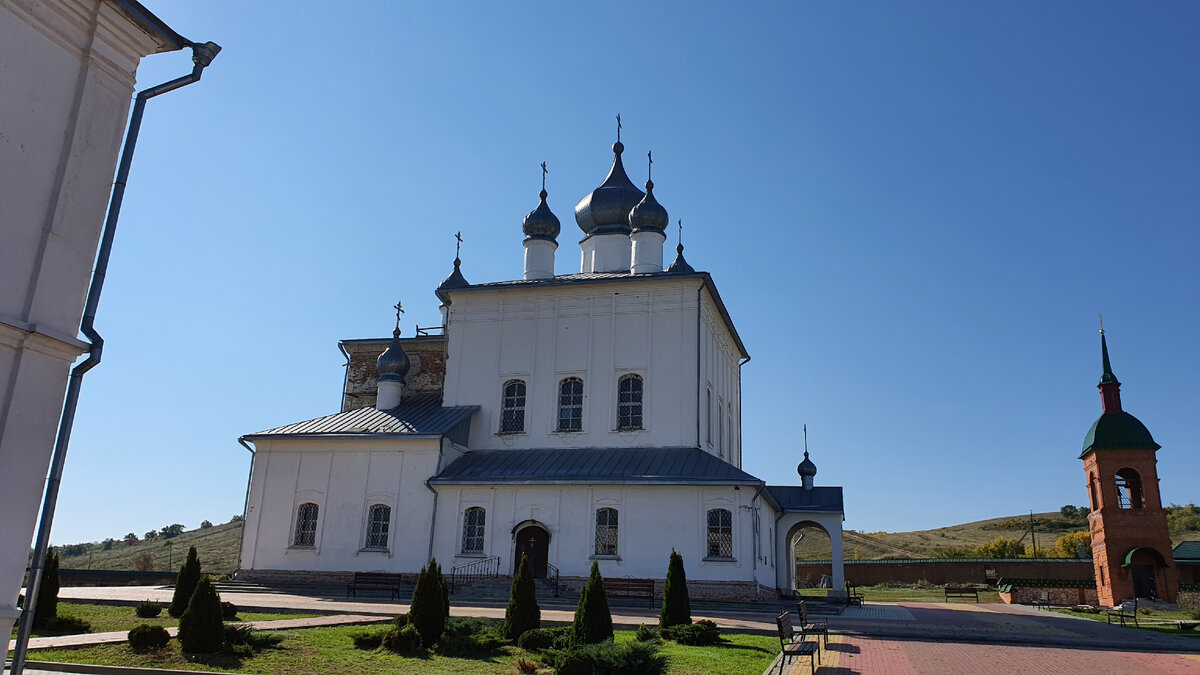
[546,640,667,675]
[408,562,446,647]
[221,601,239,620]
[505,554,541,641]
[128,624,170,651]
[661,619,720,646]
[349,627,389,650]
[516,626,571,651]
[135,600,162,618]
[659,549,691,628]
[382,623,423,654]
[436,617,506,655]
[572,560,613,645]
[178,577,224,653]
[169,546,202,618]
[33,550,60,629]
[635,624,660,642]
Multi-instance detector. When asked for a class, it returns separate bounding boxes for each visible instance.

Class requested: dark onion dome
[665,243,695,274]
[628,179,668,233]
[574,141,645,236]
[376,328,411,383]
[1080,411,1160,458]
[523,189,560,241]
[436,257,469,291]
[797,450,817,478]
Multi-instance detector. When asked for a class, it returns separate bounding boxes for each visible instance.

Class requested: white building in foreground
[236,139,845,600]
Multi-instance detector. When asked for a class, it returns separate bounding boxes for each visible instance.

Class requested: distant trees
[1055,531,1091,559]
[229,515,244,523]
[125,533,139,546]
[144,530,158,541]
[133,553,154,571]
[199,520,213,529]
[973,537,1029,559]
[159,524,185,539]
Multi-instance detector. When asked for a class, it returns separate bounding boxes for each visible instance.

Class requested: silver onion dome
[574,141,645,236]
[797,450,817,478]
[376,328,411,382]
[523,189,561,241]
[629,179,668,232]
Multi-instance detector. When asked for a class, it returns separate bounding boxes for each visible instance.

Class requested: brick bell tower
[1080,329,1177,606]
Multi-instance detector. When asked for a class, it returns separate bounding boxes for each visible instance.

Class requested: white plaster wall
[443,277,747,452]
[699,292,742,466]
[774,512,845,594]
[239,438,442,573]
[431,484,769,584]
[0,0,163,635]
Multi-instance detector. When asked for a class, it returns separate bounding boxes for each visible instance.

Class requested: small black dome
[523,189,561,240]
[797,451,817,478]
[629,180,668,232]
[376,328,410,382]
[436,257,469,292]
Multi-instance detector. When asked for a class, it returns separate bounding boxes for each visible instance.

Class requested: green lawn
[12,602,319,637]
[1050,607,1200,638]
[18,625,778,674]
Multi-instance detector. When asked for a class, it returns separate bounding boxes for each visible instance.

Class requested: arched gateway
[768,445,845,597]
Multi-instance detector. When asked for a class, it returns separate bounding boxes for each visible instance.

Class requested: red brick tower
[1081,331,1177,605]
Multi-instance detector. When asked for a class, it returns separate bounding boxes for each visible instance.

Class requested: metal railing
[449,555,501,592]
[544,562,560,597]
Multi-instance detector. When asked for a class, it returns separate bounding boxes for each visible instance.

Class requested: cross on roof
[616,113,622,142]
[647,150,652,180]
[455,231,463,259]
[541,162,548,191]
[393,301,404,331]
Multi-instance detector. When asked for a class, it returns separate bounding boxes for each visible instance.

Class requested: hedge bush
[135,600,162,619]
[635,624,660,642]
[128,624,170,651]
[436,617,506,655]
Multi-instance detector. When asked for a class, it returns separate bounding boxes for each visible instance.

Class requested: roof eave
[107,0,188,52]
[242,432,446,442]
[428,478,760,486]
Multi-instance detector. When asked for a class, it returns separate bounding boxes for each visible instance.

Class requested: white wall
[431,484,769,584]
[699,292,743,466]
[0,0,167,636]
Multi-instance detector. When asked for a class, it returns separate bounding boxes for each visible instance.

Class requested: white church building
[235,137,845,601]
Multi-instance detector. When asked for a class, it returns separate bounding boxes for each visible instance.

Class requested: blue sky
[47,1,1198,545]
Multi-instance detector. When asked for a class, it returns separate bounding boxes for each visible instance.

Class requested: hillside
[58,521,243,575]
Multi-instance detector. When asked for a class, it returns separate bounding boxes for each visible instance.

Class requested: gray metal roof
[766,485,844,513]
[437,271,749,360]
[245,392,478,440]
[431,446,763,485]
[1174,540,1200,562]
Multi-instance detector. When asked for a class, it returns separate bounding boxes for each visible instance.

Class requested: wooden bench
[346,572,404,600]
[775,611,819,674]
[845,582,864,607]
[944,586,980,602]
[1105,602,1139,628]
[796,600,829,648]
[604,577,655,608]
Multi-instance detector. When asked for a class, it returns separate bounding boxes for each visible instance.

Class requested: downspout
[737,356,749,466]
[233,437,255,577]
[749,482,765,599]
[424,435,448,563]
[11,41,221,675]
[695,285,702,448]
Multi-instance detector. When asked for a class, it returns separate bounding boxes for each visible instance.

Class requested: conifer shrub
[221,601,238,620]
[435,558,450,618]
[436,617,506,655]
[381,623,422,653]
[349,627,389,650]
[516,626,571,651]
[572,560,613,645]
[128,624,170,651]
[659,549,691,628]
[169,546,202,618]
[661,619,720,645]
[408,562,446,647]
[547,640,667,675]
[178,577,225,653]
[33,550,60,629]
[135,600,162,618]
[505,554,541,641]
[635,624,660,642]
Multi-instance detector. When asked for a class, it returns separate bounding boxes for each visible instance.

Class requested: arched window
[461,507,486,554]
[293,503,319,547]
[364,504,390,549]
[1088,473,1098,511]
[617,374,643,430]
[1115,469,1143,509]
[707,508,733,558]
[501,380,526,433]
[594,508,619,556]
[557,378,584,432]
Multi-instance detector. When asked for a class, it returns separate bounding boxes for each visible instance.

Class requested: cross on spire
[1099,313,1105,334]
[677,218,682,247]
[803,424,808,453]
[393,300,404,331]
[455,231,463,259]
[647,151,652,181]
[616,113,622,142]
[541,162,548,191]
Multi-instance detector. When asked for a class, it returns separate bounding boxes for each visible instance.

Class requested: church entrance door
[515,525,549,579]
[1131,565,1157,599]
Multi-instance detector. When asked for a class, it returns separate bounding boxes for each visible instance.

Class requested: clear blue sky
[47,1,1198,545]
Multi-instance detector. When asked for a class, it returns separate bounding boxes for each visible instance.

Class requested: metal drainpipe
[234,437,256,577]
[10,41,221,675]
[749,482,765,599]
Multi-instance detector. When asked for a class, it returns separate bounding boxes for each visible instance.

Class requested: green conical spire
[1099,331,1119,386]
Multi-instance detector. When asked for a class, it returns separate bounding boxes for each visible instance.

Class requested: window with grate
[461,507,486,554]
[1115,469,1143,509]
[594,507,619,556]
[617,374,643,430]
[557,378,584,432]
[293,502,318,547]
[500,380,526,433]
[365,504,390,549]
[706,508,733,557]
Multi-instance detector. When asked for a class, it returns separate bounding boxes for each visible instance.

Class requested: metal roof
[431,446,763,485]
[244,392,478,439]
[766,486,844,513]
[1173,540,1200,562]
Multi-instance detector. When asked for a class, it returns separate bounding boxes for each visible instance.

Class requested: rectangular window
[501,380,526,433]
[617,374,643,430]
[365,504,390,549]
[594,508,619,556]
[558,378,584,432]
[293,503,318,547]
[706,389,712,444]
[707,509,732,558]
[461,507,486,554]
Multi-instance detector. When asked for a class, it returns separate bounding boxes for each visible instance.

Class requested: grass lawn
[12,602,319,637]
[1050,607,1200,638]
[18,625,779,674]
[797,585,1002,603]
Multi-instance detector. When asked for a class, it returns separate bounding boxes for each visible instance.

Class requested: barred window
[501,380,526,433]
[617,374,643,430]
[293,503,318,547]
[1115,469,1143,509]
[461,507,486,554]
[706,508,732,558]
[594,508,619,556]
[557,378,584,432]
[365,504,390,549]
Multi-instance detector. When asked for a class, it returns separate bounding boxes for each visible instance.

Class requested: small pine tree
[408,563,445,648]
[178,577,224,653]
[33,550,60,629]
[434,558,450,618]
[169,546,202,618]
[505,554,541,640]
[572,560,613,644]
[659,549,691,628]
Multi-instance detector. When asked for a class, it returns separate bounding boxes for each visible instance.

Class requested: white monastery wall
[443,278,705,450]
[699,291,742,465]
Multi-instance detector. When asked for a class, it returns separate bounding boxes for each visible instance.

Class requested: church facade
[235,137,844,600]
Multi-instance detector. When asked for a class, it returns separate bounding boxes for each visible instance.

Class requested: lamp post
[164,541,173,571]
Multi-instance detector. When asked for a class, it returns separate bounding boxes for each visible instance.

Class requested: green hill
[57,521,243,575]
